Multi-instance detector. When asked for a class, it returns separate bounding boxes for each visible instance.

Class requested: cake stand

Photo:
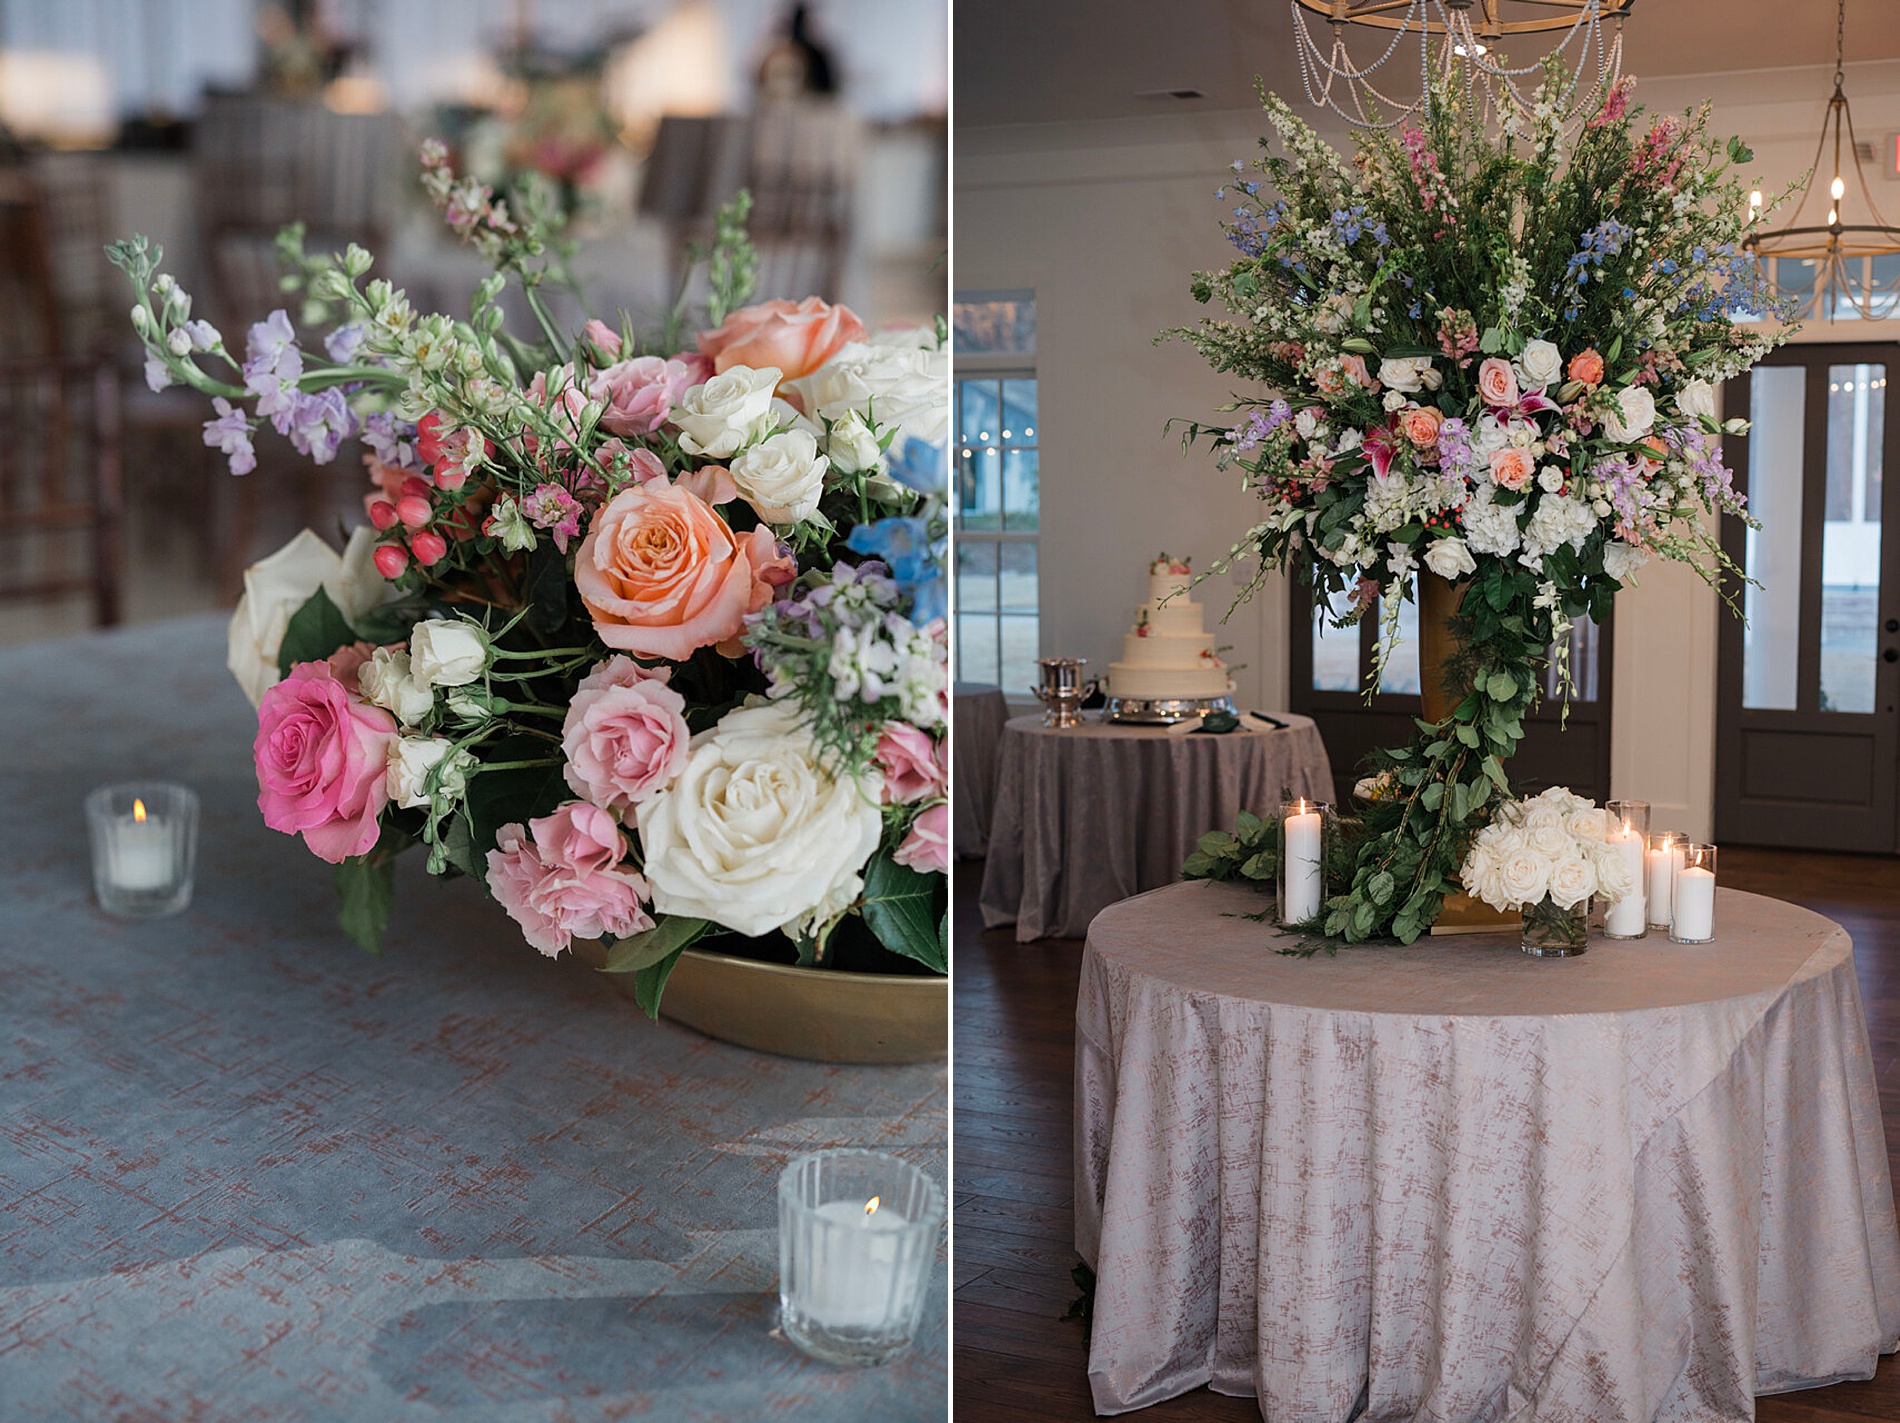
[1102,692,1239,725]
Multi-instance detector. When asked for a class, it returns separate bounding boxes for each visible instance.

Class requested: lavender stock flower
[202,397,257,476]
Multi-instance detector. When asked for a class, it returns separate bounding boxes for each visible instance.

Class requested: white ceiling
[955,0,1900,129]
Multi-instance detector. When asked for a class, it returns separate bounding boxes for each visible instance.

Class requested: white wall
[959,61,1900,839]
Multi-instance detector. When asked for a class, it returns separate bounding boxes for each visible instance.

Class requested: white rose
[1602,540,1650,583]
[784,341,949,447]
[1537,785,1591,818]
[1565,807,1610,844]
[1590,841,1638,901]
[1603,385,1657,444]
[1422,536,1477,580]
[225,526,395,708]
[1537,466,1566,494]
[635,700,884,939]
[671,364,783,458]
[1676,379,1717,423]
[1517,339,1563,390]
[1377,355,1434,393]
[1294,408,1323,440]
[359,647,436,725]
[825,409,885,475]
[1382,389,1408,412]
[730,429,831,524]
[1524,817,1571,861]
[1496,845,1552,908]
[1546,851,1597,910]
[387,735,468,810]
[409,619,490,688]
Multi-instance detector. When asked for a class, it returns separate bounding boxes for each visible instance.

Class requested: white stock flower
[1546,851,1598,909]
[671,364,783,458]
[1603,385,1658,444]
[225,527,394,708]
[825,408,885,474]
[408,620,490,688]
[387,735,469,809]
[1422,536,1476,580]
[1517,339,1563,390]
[1676,379,1717,422]
[359,647,436,725]
[785,340,949,447]
[1602,541,1650,582]
[730,428,831,524]
[635,700,884,938]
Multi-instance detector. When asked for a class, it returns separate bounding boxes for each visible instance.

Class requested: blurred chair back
[0,167,61,358]
[0,355,124,626]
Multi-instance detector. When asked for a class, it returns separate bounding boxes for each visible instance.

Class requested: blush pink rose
[1398,405,1443,448]
[577,653,672,694]
[581,318,624,360]
[588,356,695,438]
[1340,354,1377,390]
[254,661,398,863]
[1477,357,1519,408]
[1490,446,1535,490]
[575,480,793,661]
[873,722,946,805]
[485,801,654,957]
[562,676,692,816]
[696,297,866,380]
[671,351,716,386]
[893,802,949,875]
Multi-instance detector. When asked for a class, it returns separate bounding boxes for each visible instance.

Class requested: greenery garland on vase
[1174,60,1796,946]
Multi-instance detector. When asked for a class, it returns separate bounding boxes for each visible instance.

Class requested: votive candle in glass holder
[1671,843,1718,944]
[1646,830,1686,929]
[1602,799,1649,940]
[86,782,199,919]
[1278,797,1331,927]
[778,1149,944,1368]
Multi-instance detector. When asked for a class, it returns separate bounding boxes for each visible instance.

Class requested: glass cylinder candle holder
[1670,843,1718,944]
[1601,799,1650,940]
[1646,830,1686,929]
[1278,797,1332,927]
[778,1149,945,1368]
[85,782,199,919]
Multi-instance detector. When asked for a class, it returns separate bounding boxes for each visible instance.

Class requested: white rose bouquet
[1461,787,1637,952]
[112,144,948,1015]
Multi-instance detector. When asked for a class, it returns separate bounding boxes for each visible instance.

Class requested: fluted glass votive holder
[1647,830,1686,929]
[779,1149,945,1368]
[85,782,199,919]
[1670,843,1718,944]
[1601,799,1650,939]
[1278,797,1332,927]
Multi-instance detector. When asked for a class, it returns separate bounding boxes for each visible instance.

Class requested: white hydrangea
[1461,485,1523,558]
[1520,494,1596,565]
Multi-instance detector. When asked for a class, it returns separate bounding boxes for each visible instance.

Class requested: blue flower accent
[847,517,945,625]
[887,437,947,497]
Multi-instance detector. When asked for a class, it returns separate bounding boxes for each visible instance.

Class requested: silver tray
[1102,693,1239,725]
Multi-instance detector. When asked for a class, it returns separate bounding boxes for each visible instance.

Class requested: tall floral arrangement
[1174,61,1795,945]
[112,143,949,1008]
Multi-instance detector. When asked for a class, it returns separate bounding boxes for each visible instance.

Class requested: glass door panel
[1820,363,1885,714]
[1742,364,1805,710]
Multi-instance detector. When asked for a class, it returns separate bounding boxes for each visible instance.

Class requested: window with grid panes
[953,293,1038,693]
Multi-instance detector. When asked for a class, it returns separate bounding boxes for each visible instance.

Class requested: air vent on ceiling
[1857,139,1876,161]
[1136,88,1205,101]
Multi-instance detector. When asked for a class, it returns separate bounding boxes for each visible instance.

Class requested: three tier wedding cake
[1106,555,1234,702]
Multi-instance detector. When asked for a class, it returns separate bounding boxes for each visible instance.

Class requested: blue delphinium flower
[848,517,945,625]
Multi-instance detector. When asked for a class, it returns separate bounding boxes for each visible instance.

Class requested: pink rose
[575,480,792,661]
[893,802,949,876]
[254,661,398,863]
[1490,446,1535,490]
[562,676,692,816]
[873,723,946,805]
[588,356,695,438]
[326,641,377,689]
[671,351,716,386]
[1398,405,1443,448]
[581,318,624,361]
[1477,357,1519,408]
[485,801,654,957]
[678,463,738,505]
[697,297,866,381]
[577,653,672,694]
[1340,353,1377,390]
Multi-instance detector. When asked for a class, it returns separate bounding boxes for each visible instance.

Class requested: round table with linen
[978,713,1334,942]
[952,682,1012,859]
[1075,878,1900,1420]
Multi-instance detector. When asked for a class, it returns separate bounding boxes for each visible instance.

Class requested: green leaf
[1240,851,1277,881]
[1368,870,1395,905]
[277,586,358,677]
[632,946,688,1020]
[861,853,948,973]
[1198,830,1240,857]
[1235,809,1266,842]
[437,810,482,879]
[1182,851,1222,880]
[1728,136,1754,164]
[603,915,709,973]
[1483,755,1511,792]
[1487,670,1518,701]
[333,854,395,955]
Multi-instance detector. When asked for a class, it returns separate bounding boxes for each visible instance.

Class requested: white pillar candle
[1603,826,1647,937]
[1284,809,1323,922]
[1646,843,1682,927]
[804,1199,909,1329]
[110,802,172,891]
[1672,868,1716,942]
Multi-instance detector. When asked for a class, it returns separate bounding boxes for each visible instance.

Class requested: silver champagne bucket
[1032,657,1096,728]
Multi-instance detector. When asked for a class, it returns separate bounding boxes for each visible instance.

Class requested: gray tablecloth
[0,615,946,1421]
[1077,878,1900,1420]
[977,713,1333,942]
[952,683,1010,860]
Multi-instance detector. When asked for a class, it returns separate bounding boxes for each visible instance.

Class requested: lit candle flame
[133,799,147,823]
[863,1196,880,1218]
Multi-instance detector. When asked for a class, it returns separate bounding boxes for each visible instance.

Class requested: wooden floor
[951,846,1900,1421]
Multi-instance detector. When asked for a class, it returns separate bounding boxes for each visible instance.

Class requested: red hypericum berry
[368,499,399,531]
[410,530,449,567]
[433,466,468,492]
[396,495,433,529]
[401,476,433,501]
[373,544,409,579]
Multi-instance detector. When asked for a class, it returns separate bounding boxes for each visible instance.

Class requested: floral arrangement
[1172,60,1795,945]
[111,143,949,1010]
[1460,785,1635,909]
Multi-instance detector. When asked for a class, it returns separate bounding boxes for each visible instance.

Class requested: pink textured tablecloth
[1075,879,1900,1420]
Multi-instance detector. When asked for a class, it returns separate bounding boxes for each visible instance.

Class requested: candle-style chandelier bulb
[1831,175,1847,200]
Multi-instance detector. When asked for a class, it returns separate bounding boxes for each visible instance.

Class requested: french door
[1717,344,1900,851]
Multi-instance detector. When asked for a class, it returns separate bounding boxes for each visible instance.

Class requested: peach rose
[1341,353,1377,389]
[1477,357,1519,408]
[1399,404,1444,448]
[1490,446,1535,490]
[575,480,791,661]
[1568,348,1605,387]
[697,297,867,381]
